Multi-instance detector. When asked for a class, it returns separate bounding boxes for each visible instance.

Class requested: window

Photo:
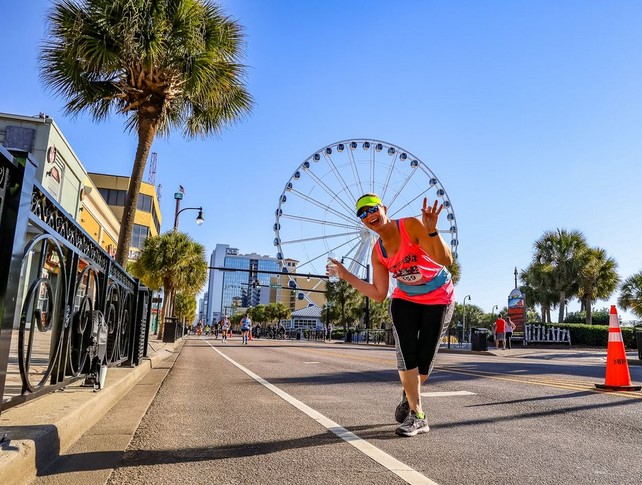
[131,224,149,249]
[151,205,160,233]
[97,188,127,207]
[137,194,152,212]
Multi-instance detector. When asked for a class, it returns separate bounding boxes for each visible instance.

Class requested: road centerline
[206,341,439,485]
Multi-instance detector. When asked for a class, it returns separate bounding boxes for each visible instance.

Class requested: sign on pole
[507,288,526,333]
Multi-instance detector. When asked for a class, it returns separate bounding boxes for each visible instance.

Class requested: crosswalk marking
[421,390,476,397]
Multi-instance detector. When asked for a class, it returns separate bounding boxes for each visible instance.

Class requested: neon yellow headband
[356,195,383,214]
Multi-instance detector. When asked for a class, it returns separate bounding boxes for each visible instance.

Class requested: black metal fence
[0,146,151,414]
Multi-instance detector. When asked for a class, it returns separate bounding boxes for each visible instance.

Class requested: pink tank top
[374,219,454,305]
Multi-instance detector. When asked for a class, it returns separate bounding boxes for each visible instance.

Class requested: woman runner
[327,194,455,437]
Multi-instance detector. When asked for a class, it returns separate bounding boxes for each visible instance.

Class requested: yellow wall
[271,260,327,311]
[87,173,162,259]
[78,208,117,252]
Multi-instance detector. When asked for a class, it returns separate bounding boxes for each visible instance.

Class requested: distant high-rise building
[206,245,280,324]
[198,292,208,324]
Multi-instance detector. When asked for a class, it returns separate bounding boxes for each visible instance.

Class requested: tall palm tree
[618,272,642,318]
[130,231,207,339]
[40,0,252,266]
[533,229,588,322]
[519,263,557,323]
[577,247,619,324]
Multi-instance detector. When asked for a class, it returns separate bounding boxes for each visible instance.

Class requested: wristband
[428,230,439,238]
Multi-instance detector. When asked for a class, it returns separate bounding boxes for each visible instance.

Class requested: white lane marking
[207,342,438,485]
[303,361,320,364]
[421,391,476,397]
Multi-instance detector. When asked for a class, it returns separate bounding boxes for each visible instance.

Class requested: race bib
[396,272,425,285]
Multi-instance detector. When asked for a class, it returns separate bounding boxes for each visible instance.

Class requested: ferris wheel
[273,138,458,283]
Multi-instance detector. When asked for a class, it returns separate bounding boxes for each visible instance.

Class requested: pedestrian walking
[505,316,516,349]
[241,314,252,345]
[494,314,506,350]
[327,194,454,437]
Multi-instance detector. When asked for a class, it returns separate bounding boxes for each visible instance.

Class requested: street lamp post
[341,256,370,329]
[174,206,204,231]
[462,294,471,346]
[491,305,498,317]
[173,183,204,231]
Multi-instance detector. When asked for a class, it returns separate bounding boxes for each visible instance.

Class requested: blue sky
[2,1,642,321]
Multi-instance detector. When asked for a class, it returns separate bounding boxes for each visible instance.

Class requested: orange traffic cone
[595,306,641,391]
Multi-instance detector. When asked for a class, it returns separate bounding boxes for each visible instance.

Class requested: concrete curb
[0,340,184,485]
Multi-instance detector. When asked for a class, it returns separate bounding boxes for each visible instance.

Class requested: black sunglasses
[358,205,380,220]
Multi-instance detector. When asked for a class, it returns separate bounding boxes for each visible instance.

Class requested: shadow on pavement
[35,427,390,475]
[432,393,640,431]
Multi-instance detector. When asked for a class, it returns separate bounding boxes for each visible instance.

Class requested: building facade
[206,244,281,324]
[272,258,328,312]
[1,112,87,219]
[0,112,120,254]
[88,172,162,260]
[205,246,330,324]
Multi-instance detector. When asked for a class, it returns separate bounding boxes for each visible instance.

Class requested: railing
[0,147,151,414]
[524,324,572,345]
[350,329,392,345]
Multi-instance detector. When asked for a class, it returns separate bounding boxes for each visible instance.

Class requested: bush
[564,308,610,325]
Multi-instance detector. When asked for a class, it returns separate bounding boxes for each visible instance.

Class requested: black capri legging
[390,298,453,376]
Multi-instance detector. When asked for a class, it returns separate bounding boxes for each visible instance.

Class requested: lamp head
[196,208,204,225]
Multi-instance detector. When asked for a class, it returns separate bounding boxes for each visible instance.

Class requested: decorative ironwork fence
[0,147,151,414]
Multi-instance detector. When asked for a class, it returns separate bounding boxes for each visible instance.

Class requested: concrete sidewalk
[0,338,183,485]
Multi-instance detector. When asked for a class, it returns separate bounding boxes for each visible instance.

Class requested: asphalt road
[56,338,642,484]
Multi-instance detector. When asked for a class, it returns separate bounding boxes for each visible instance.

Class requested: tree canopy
[41,0,252,265]
[129,230,207,338]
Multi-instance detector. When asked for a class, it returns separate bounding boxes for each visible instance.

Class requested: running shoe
[395,396,410,423]
[395,412,430,437]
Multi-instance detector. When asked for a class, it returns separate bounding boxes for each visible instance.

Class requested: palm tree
[129,231,207,339]
[533,229,588,322]
[520,263,558,323]
[367,298,391,329]
[325,280,362,336]
[618,272,642,318]
[263,302,291,327]
[40,0,252,266]
[174,292,197,326]
[576,247,619,324]
[449,258,461,285]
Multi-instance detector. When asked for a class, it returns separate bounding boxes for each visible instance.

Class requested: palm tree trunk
[558,291,566,323]
[157,285,175,341]
[585,298,593,324]
[158,296,168,341]
[115,117,158,266]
